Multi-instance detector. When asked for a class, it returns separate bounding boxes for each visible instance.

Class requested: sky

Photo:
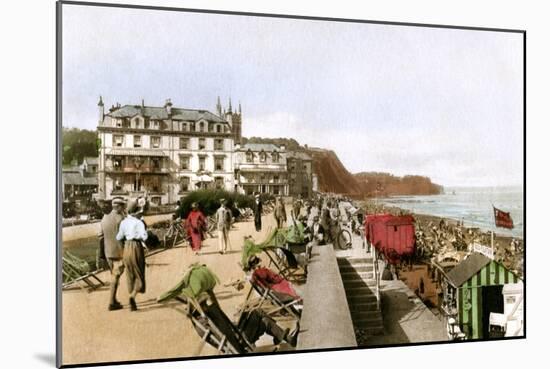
[62,4,524,188]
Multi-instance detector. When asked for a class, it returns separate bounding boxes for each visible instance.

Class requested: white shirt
[116,215,148,241]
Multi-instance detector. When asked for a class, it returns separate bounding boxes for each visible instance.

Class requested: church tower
[219,97,242,145]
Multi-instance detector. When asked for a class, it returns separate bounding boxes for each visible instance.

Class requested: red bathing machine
[364,214,416,264]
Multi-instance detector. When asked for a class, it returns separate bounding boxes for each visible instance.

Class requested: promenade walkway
[61,211,281,365]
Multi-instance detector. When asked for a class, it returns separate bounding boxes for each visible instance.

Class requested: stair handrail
[372,245,381,310]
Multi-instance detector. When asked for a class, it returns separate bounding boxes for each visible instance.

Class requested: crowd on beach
[362,201,524,277]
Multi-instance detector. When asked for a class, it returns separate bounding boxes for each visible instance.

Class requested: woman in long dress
[185,202,207,255]
[115,199,148,311]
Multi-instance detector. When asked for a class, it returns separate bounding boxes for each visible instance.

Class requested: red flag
[493,206,514,229]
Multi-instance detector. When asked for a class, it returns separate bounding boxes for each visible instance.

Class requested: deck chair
[157,264,296,355]
[62,251,105,290]
[248,276,302,320]
[251,225,309,280]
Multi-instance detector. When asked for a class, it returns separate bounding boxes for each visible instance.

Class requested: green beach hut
[444,253,522,340]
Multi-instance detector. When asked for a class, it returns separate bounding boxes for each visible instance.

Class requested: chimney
[165,98,172,115]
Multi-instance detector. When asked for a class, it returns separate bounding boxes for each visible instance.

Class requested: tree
[62,127,98,165]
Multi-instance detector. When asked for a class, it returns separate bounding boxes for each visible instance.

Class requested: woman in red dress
[184,202,207,255]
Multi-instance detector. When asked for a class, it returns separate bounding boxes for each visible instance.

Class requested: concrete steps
[338,257,384,338]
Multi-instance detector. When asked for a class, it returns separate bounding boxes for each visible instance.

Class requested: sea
[377,186,524,239]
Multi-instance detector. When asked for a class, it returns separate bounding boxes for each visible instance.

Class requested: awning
[106,148,167,157]
[196,174,214,182]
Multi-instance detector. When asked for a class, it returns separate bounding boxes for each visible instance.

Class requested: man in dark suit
[253,193,263,232]
[305,215,325,245]
[98,197,126,311]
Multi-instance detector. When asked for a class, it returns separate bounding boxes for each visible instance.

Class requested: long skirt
[123,240,146,294]
[188,228,203,251]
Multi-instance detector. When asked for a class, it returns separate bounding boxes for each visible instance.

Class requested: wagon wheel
[163,224,175,249]
[336,229,352,250]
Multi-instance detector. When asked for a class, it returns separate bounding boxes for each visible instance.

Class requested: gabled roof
[242,143,280,152]
[62,165,81,173]
[446,253,492,288]
[107,105,225,123]
[83,157,98,165]
[62,172,98,186]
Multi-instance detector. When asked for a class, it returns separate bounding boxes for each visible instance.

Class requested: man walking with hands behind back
[98,197,126,311]
[216,199,232,254]
[274,196,287,229]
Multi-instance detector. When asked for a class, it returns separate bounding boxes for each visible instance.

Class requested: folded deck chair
[62,251,105,290]
[158,264,295,355]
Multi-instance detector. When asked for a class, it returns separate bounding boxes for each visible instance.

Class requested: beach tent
[443,253,522,340]
[364,214,416,264]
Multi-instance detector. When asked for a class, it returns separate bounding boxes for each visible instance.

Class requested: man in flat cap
[98,197,126,311]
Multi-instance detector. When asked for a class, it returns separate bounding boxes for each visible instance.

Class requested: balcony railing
[105,166,170,174]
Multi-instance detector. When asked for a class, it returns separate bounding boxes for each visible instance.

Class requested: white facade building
[234,143,288,196]
[97,97,237,205]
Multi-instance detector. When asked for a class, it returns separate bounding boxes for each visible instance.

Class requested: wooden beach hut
[443,253,522,340]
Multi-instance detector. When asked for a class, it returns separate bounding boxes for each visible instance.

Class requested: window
[181,122,188,131]
[199,156,206,171]
[272,151,279,163]
[115,119,122,128]
[152,120,159,129]
[259,150,267,162]
[214,139,224,151]
[114,135,124,147]
[151,136,161,148]
[199,138,206,150]
[133,135,142,148]
[151,158,161,170]
[179,155,190,170]
[179,137,189,150]
[246,150,253,163]
[144,118,150,129]
[113,157,123,169]
[199,121,205,132]
[214,157,224,171]
[180,177,190,192]
[131,117,143,129]
[216,125,222,133]
[274,175,279,183]
[114,178,122,191]
[215,177,224,189]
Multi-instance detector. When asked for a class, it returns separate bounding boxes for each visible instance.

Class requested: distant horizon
[62,5,523,189]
